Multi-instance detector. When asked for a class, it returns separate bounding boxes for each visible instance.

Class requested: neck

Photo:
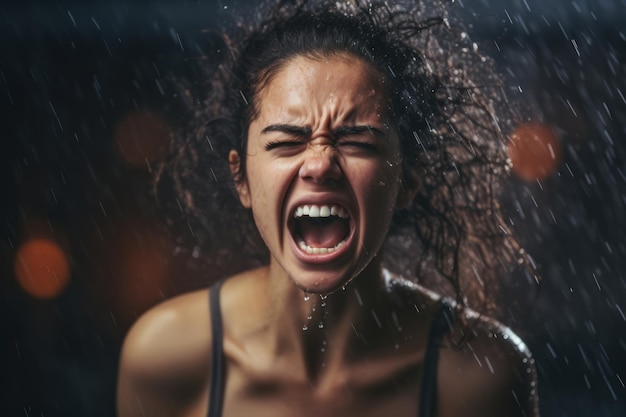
[263,258,396,381]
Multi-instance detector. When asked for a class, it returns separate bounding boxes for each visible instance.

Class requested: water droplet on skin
[318,322,324,329]
[303,292,310,301]
[302,324,308,331]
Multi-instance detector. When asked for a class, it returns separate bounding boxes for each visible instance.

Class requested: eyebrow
[261,124,385,138]
[261,124,312,136]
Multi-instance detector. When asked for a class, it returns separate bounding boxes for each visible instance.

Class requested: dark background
[1,0,625,416]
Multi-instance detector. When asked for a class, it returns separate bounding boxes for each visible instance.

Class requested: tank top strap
[207,280,226,417]
[206,282,453,417]
[417,298,454,417]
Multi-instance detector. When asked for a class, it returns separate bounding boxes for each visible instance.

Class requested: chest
[189,357,430,417]
[232,382,424,417]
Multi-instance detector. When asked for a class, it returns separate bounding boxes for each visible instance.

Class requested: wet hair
[158,0,535,315]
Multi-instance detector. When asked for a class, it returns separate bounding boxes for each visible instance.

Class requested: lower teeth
[297,239,346,254]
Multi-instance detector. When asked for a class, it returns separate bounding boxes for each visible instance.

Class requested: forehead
[254,53,390,120]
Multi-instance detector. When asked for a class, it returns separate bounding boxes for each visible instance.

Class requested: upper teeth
[294,204,349,219]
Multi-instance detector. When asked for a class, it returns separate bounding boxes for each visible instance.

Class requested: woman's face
[233,53,414,293]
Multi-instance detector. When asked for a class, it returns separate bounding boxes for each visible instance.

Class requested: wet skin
[233,53,412,295]
[117,53,538,417]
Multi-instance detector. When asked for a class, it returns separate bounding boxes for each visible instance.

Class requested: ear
[395,168,420,209]
[228,150,251,208]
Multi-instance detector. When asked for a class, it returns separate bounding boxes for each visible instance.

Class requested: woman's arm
[437,317,539,417]
[117,290,212,417]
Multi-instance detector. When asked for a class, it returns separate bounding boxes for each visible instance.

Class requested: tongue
[299,218,349,248]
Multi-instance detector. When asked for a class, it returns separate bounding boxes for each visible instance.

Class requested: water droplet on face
[303,292,310,301]
[302,324,308,331]
[318,322,324,329]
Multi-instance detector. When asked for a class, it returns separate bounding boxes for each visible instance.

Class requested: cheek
[359,162,402,200]
[244,156,289,234]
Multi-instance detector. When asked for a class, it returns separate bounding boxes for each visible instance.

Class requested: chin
[287,257,375,296]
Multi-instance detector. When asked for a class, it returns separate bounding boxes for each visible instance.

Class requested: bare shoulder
[438,310,539,417]
[117,287,213,417]
[381,270,538,416]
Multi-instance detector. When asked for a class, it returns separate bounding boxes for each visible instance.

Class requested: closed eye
[262,124,310,152]
[264,140,305,151]
[334,125,384,153]
[338,141,378,151]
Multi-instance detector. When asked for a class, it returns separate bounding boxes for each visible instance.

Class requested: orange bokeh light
[93,221,172,320]
[116,234,170,313]
[508,123,562,181]
[114,111,171,168]
[14,238,70,299]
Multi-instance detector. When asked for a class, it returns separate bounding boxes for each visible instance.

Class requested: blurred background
[1,0,625,415]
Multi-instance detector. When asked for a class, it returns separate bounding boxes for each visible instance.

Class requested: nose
[298,145,342,184]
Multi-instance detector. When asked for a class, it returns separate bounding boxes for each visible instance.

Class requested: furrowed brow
[261,124,312,136]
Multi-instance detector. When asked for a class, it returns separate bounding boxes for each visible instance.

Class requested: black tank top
[207,280,452,417]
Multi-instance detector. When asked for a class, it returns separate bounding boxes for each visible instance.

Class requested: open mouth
[289,204,352,255]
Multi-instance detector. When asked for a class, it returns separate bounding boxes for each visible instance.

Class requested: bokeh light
[508,122,562,181]
[14,238,70,299]
[113,111,171,168]
[94,220,173,322]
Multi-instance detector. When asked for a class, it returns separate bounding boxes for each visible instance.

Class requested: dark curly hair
[157,0,535,316]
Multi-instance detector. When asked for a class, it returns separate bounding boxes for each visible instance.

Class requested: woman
[117,1,539,416]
